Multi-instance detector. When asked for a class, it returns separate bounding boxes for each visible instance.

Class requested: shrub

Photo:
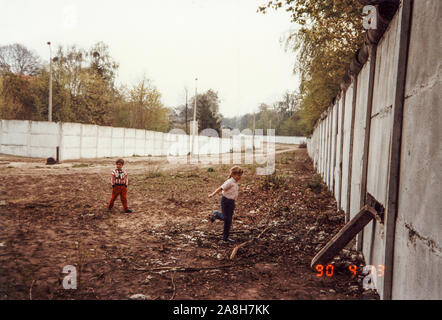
[307,174,323,193]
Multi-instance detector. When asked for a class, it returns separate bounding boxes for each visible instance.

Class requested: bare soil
[0,147,379,300]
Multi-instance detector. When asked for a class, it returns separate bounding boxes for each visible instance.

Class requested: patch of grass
[278,156,292,164]
[72,163,90,168]
[147,171,164,178]
[207,167,215,172]
[260,173,288,190]
[307,173,323,193]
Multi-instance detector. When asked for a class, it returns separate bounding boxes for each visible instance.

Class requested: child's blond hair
[229,166,244,178]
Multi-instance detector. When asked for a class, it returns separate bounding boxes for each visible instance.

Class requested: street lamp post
[47,41,53,122]
[191,77,198,155]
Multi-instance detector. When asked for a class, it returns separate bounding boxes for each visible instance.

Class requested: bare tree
[0,43,42,75]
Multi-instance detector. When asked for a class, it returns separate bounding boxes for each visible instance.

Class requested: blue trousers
[213,196,235,240]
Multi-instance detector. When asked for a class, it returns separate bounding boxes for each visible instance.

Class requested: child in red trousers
[108,158,132,213]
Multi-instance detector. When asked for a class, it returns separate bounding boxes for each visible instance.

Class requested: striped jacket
[110,169,128,186]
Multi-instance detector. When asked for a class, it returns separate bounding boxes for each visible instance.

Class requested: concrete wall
[350,60,371,219]
[0,120,307,161]
[334,97,344,208]
[391,0,442,300]
[330,104,337,193]
[306,0,441,299]
[97,126,112,158]
[274,136,307,145]
[340,83,355,215]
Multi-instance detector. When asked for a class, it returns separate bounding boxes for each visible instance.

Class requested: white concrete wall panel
[135,129,146,156]
[61,122,81,160]
[317,122,322,174]
[330,105,337,192]
[334,97,344,204]
[340,84,355,214]
[361,219,385,294]
[350,62,371,219]
[97,126,112,158]
[124,128,136,157]
[198,135,209,155]
[153,131,163,156]
[80,124,98,159]
[179,134,190,156]
[392,0,442,300]
[274,136,307,144]
[145,131,155,156]
[325,115,330,186]
[111,127,124,157]
[319,121,324,175]
[221,138,231,154]
[1,120,29,156]
[361,11,402,299]
[29,121,59,158]
[161,133,170,156]
[366,11,401,206]
[325,116,328,180]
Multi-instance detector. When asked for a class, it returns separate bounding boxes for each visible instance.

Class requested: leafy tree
[0,72,36,119]
[0,42,174,131]
[173,104,193,133]
[222,90,304,136]
[50,43,120,125]
[190,89,222,134]
[127,77,170,132]
[259,0,365,133]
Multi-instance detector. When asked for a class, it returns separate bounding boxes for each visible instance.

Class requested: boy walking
[108,159,132,213]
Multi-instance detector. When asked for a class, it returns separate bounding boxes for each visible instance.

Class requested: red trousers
[108,185,128,210]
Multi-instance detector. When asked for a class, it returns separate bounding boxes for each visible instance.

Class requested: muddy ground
[0,147,379,300]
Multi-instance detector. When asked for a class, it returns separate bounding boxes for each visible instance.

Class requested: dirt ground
[0,146,379,300]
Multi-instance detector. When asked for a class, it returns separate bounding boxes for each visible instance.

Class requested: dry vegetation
[0,148,378,300]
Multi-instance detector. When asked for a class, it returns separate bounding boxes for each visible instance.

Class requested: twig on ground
[29,279,36,300]
[230,225,273,260]
[134,264,236,273]
[170,271,176,300]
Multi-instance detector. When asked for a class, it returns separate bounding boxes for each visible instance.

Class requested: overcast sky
[0,0,300,118]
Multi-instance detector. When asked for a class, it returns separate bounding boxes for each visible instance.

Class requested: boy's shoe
[223,238,235,244]
[107,206,113,212]
[209,213,216,223]
[125,209,133,213]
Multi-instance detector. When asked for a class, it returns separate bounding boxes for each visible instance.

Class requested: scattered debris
[129,294,152,300]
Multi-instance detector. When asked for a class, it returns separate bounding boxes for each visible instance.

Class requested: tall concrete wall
[274,136,307,144]
[330,103,337,193]
[391,0,442,300]
[306,0,441,299]
[334,97,344,208]
[340,83,355,216]
[0,120,305,161]
[350,61,371,219]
